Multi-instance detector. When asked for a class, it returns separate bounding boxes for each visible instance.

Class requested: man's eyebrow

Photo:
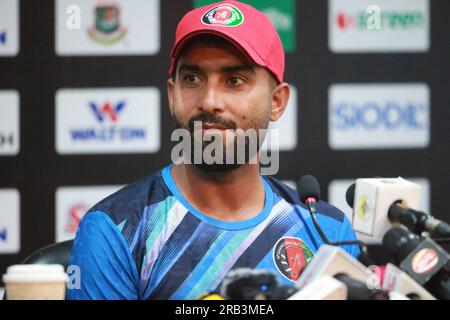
[177,63,204,75]
[219,64,256,75]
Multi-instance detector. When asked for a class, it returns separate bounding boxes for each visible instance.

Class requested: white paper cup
[2,264,68,300]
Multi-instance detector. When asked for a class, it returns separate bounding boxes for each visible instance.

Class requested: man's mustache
[187,112,237,132]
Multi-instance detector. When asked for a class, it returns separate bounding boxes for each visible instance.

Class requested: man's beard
[173,111,269,173]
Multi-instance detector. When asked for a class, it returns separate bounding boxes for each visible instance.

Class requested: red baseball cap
[169,0,285,84]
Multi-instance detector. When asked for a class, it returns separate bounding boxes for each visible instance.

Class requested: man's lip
[202,123,227,130]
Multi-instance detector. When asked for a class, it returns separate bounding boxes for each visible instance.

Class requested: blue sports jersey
[67,163,360,300]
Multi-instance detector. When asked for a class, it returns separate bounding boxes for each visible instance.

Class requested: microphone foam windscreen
[298,175,321,203]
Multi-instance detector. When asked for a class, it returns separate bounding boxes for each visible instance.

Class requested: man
[67,0,360,300]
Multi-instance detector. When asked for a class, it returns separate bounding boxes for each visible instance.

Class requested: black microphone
[298,175,327,242]
[382,227,450,300]
[346,182,450,238]
[389,205,450,238]
[220,268,297,300]
[345,182,356,210]
[334,273,389,300]
[298,175,321,206]
[298,175,373,266]
[382,227,421,263]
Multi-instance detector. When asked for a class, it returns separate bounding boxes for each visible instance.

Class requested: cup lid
[3,264,68,283]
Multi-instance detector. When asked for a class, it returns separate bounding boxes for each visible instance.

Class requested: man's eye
[184,74,199,83]
[228,77,244,86]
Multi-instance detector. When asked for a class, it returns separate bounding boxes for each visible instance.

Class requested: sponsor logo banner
[329,0,429,52]
[55,87,160,154]
[0,0,19,56]
[55,0,160,55]
[55,185,123,242]
[0,189,20,254]
[329,83,429,149]
[0,90,20,156]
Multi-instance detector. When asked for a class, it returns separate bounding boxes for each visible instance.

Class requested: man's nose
[199,83,225,114]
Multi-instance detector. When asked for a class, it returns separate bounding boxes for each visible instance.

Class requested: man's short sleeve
[66,211,140,300]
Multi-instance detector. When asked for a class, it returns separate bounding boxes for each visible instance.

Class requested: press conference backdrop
[0,0,449,281]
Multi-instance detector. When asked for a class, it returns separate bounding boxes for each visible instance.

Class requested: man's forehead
[173,35,277,85]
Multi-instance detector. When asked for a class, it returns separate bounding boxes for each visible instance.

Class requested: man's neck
[170,162,266,222]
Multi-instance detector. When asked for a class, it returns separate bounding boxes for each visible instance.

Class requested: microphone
[298,175,321,209]
[297,245,388,300]
[219,268,296,300]
[382,227,450,299]
[298,175,372,266]
[346,180,450,238]
[387,291,412,300]
[346,178,417,238]
[345,182,356,214]
[381,262,436,300]
[333,273,389,300]
[288,275,347,300]
[389,204,450,238]
[298,175,329,244]
[297,244,372,286]
[345,178,450,237]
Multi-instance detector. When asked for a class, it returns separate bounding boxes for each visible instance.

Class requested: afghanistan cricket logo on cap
[201,4,244,27]
[88,3,127,45]
[273,237,314,282]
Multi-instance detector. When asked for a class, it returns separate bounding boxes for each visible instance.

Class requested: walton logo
[70,100,146,142]
[336,10,425,31]
[90,101,126,124]
[0,31,6,44]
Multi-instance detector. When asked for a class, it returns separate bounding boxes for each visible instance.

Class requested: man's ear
[167,77,175,117]
[270,82,290,121]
